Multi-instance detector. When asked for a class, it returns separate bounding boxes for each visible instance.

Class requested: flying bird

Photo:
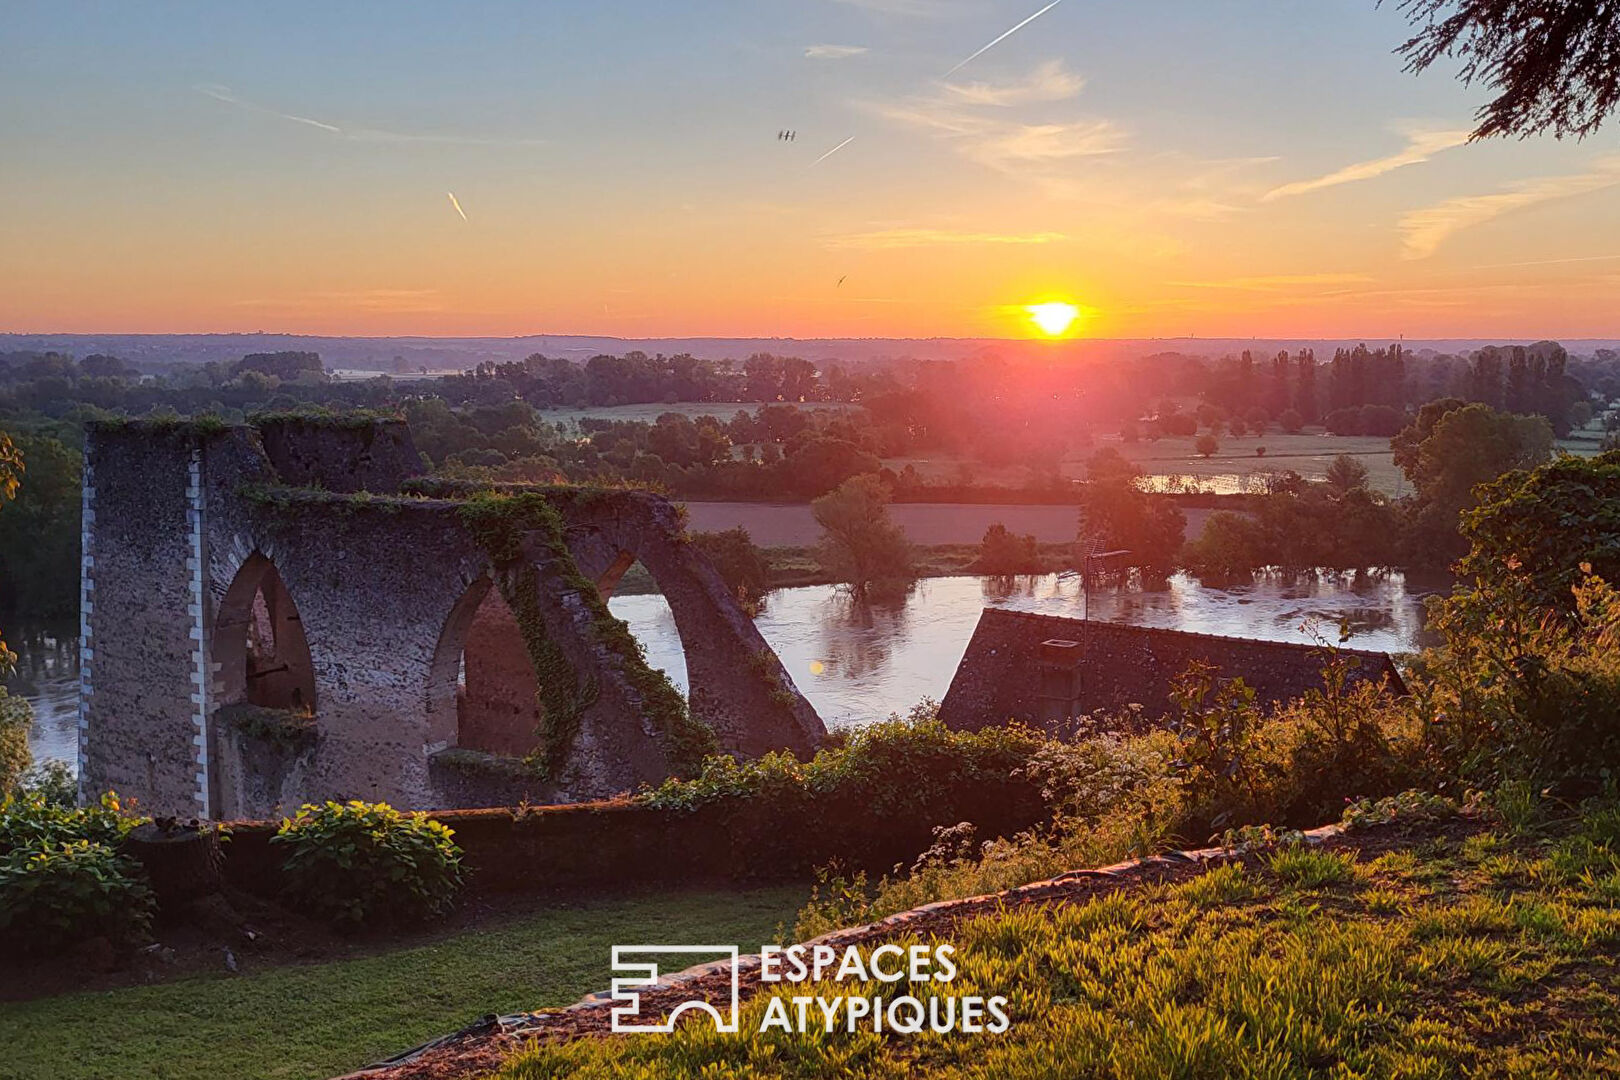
[446,191,468,221]
[837,275,847,288]
[809,136,855,167]
[945,0,1067,77]
[778,129,797,141]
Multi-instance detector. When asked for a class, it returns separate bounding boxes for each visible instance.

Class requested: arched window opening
[427,578,543,759]
[214,555,317,715]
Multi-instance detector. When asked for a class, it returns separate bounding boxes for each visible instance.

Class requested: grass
[890,419,1609,498]
[493,816,1620,1079]
[0,886,805,1080]
[537,402,855,429]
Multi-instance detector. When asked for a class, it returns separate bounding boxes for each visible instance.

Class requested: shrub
[0,789,137,857]
[271,801,464,927]
[0,840,155,955]
[1278,408,1304,434]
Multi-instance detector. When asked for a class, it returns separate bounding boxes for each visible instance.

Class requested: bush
[272,801,464,927]
[1278,408,1304,434]
[0,789,137,857]
[0,840,155,955]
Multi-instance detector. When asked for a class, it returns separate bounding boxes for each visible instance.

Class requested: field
[537,401,855,429]
[889,420,1609,497]
[683,501,1219,547]
[0,886,804,1080]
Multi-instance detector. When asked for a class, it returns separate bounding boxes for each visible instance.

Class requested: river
[6,569,1436,773]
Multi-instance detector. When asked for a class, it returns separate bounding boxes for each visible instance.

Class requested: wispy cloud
[864,60,1122,174]
[824,227,1065,250]
[197,84,546,146]
[1263,127,1470,202]
[1399,158,1620,259]
[941,59,1083,106]
[805,44,869,59]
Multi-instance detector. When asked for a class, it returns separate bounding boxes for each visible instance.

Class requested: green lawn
[498,816,1620,1079]
[0,886,805,1080]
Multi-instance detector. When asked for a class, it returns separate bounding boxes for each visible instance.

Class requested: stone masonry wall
[81,418,823,818]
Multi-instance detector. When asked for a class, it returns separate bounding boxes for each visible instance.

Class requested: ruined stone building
[939,609,1406,732]
[78,415,824,820]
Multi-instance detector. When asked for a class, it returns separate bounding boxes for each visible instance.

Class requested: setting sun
[1027,302,1081,337]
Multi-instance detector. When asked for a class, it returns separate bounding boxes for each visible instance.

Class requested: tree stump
[123,820,225,907]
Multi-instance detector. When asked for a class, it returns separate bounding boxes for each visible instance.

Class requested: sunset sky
[6,0,1620,339]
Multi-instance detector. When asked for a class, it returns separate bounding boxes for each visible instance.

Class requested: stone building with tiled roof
[938,609,1408,732]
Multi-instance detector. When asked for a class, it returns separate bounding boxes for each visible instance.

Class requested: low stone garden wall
[218,775,1047,896]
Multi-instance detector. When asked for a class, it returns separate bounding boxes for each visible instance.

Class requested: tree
[1079,475,1186,576]
[812,475,914,600]
[974,523,1040,575]
[1324,454,1371,498]
[1401,403,1554,512]
[780,438,881,497]
[0,431,81,617]
[1278,408,1304,434]
[1458,452,1620,611]
[1183,512,1268,580]
[1194,433,1219,458]
[0,429,29,793]
[1393,0,1620,139]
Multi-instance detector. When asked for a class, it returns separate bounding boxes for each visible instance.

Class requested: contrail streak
[810,136,855,167]
[447,191,468,221]
[944,0,1066,77]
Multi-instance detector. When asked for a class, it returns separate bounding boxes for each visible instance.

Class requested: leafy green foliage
[690,527,770,614]
[457,491,716,779]
[971,522,1040,575]
[271,801,464,927]
[0,789,137,857]
[1460,451,1620,611]
[0,840,155,955]
[810,474,914,600]
[1417,566,1620,785]
[0,431,80,618]
[642,707,1038,818]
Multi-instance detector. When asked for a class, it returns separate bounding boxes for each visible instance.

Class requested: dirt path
[684,502,1218,547]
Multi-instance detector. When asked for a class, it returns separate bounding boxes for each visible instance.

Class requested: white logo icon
[610,945,741,1033]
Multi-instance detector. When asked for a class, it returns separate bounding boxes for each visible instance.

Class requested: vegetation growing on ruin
[217,703,317,750]
[458,491,716,779]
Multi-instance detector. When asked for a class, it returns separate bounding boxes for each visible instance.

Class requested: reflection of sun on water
[808,660,826,676]
[1027,302,1080,337]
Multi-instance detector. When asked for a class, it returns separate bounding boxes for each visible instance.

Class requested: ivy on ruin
[457,492,717,780]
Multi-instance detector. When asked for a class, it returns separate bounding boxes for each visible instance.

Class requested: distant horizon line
[5,330,1616,345]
